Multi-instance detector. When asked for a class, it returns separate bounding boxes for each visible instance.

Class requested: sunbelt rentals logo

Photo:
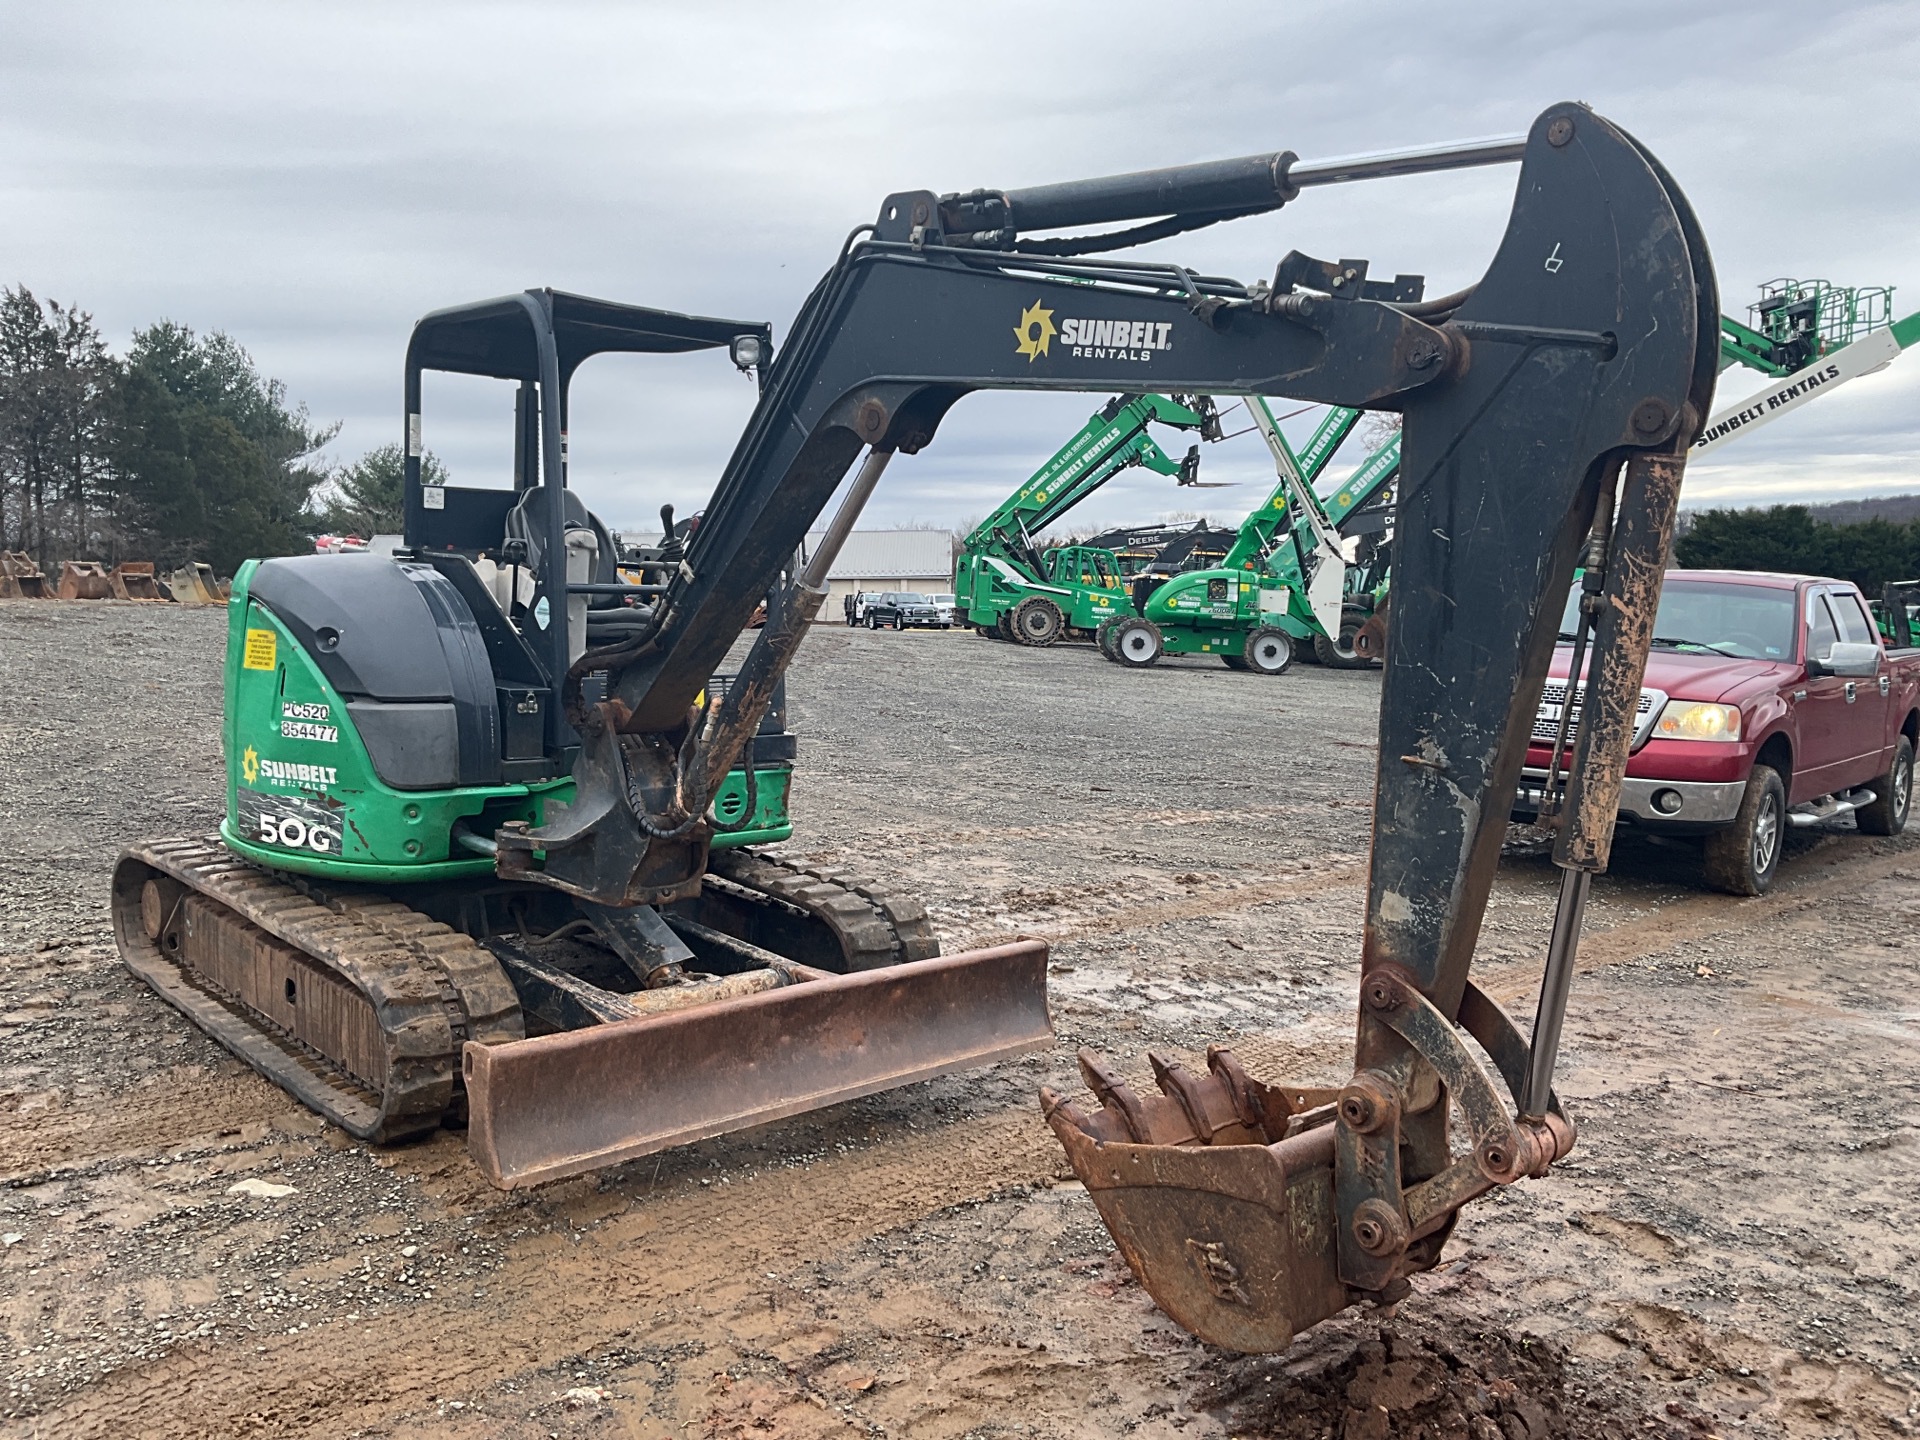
[1014,301,1057,360]
[243,744,337,792]
[1014,300,1172,364]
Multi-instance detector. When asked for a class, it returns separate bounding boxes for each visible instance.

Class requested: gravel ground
[1,600,1917,1439]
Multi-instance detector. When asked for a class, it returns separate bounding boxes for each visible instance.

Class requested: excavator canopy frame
[400,290,774,750]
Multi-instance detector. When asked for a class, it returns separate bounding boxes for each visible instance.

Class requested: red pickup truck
[1512,569,1919,894]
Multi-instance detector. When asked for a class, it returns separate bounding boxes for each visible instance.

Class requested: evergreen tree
[1677,504,1920,596]
[313,443,446,537]
[106,321,337,573]
[0,287,115,563]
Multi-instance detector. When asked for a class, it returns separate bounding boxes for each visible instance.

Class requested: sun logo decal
[1014,300,1056,362]
[242,745,259,784]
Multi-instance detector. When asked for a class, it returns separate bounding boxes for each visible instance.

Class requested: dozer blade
[464,939,1051,1187]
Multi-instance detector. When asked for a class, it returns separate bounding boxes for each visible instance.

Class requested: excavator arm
[495,107,1715,1353]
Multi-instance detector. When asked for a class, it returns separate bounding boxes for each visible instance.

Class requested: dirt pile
[1196,1299,1687,1440]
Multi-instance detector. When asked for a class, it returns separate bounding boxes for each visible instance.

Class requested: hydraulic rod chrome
[987,134,1528,233]
[1288,135,1527,188]
[1520,866,1590,1118]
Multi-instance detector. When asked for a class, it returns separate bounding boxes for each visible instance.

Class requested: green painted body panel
[1142,567,1313,644]
[220,560,790,885]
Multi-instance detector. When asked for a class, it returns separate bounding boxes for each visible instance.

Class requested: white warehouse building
[803,529,954,620]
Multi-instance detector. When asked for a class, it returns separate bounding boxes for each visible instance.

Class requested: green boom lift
[954,393,1216,645]
[1099,398,1400,674]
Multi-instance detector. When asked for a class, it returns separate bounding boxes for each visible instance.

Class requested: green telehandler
[1099,397,1401,673]
[954,393,1217,645]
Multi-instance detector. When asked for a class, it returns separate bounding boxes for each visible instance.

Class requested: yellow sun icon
[242,745,259,784]
[1014,301,1056,362]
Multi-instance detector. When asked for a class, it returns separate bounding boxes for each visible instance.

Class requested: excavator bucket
[108,562,167,601]
[0,551,51,599]
[464,939,1052,1187]
[167,562,227,605]
[1043,1049,1353,1352]
[57,561,113,600]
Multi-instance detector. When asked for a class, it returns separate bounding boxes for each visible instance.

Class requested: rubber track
[706,849,940,970]
[112,838,518,1143]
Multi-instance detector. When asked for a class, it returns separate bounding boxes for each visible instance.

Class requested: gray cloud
[4,0,1915,537]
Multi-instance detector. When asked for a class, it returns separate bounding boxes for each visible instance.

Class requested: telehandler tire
[1702,764,1785,896]
[1110,617,1163,668]
[1010,597,1065,647]
[996,613,1017,641]
[1095,617,1122,659]
[1313,606,1376,669]
[1242,627,1294,676]
[1856,735,1913,836]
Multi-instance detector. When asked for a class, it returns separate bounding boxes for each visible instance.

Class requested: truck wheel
[1111,617,1163,668]
[1010,597,1065,647]
[1242,627,1294,676]
[1856,734,1913,836]
[893,615,906,631]
[1702,764,1786,896]
[866,614,878,629]
[1313,607,1376,669]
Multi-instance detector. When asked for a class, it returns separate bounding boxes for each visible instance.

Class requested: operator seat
[502,487,653,640]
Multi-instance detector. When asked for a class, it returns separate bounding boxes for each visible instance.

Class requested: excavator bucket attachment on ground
[168,562,226,605]
[57,561,113,600]
[466,939,1051,1187]
[108,562,167,601]
[0,551,51,598]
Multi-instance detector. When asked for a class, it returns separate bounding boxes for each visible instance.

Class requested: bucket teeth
[1148,1052,1214,1141]
[1076,1047,1150,1141]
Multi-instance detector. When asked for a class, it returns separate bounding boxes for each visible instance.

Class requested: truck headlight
[1652,701,1741,741]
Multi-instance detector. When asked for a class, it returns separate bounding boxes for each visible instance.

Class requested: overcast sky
[4,1,1916,538]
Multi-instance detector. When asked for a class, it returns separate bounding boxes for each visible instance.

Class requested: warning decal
[243,628,277,671]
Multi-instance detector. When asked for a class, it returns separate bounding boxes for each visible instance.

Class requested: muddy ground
[1,601,1916,1439]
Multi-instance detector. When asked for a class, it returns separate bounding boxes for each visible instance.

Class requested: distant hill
[1676,493,1920,539]
[1801,494,1920,526]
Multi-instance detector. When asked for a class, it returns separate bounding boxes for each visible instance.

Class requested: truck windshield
[897,593,929,605]
[1558,578,1797,660]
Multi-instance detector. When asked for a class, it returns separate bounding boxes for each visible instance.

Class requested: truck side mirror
[1814,641,1881,679]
